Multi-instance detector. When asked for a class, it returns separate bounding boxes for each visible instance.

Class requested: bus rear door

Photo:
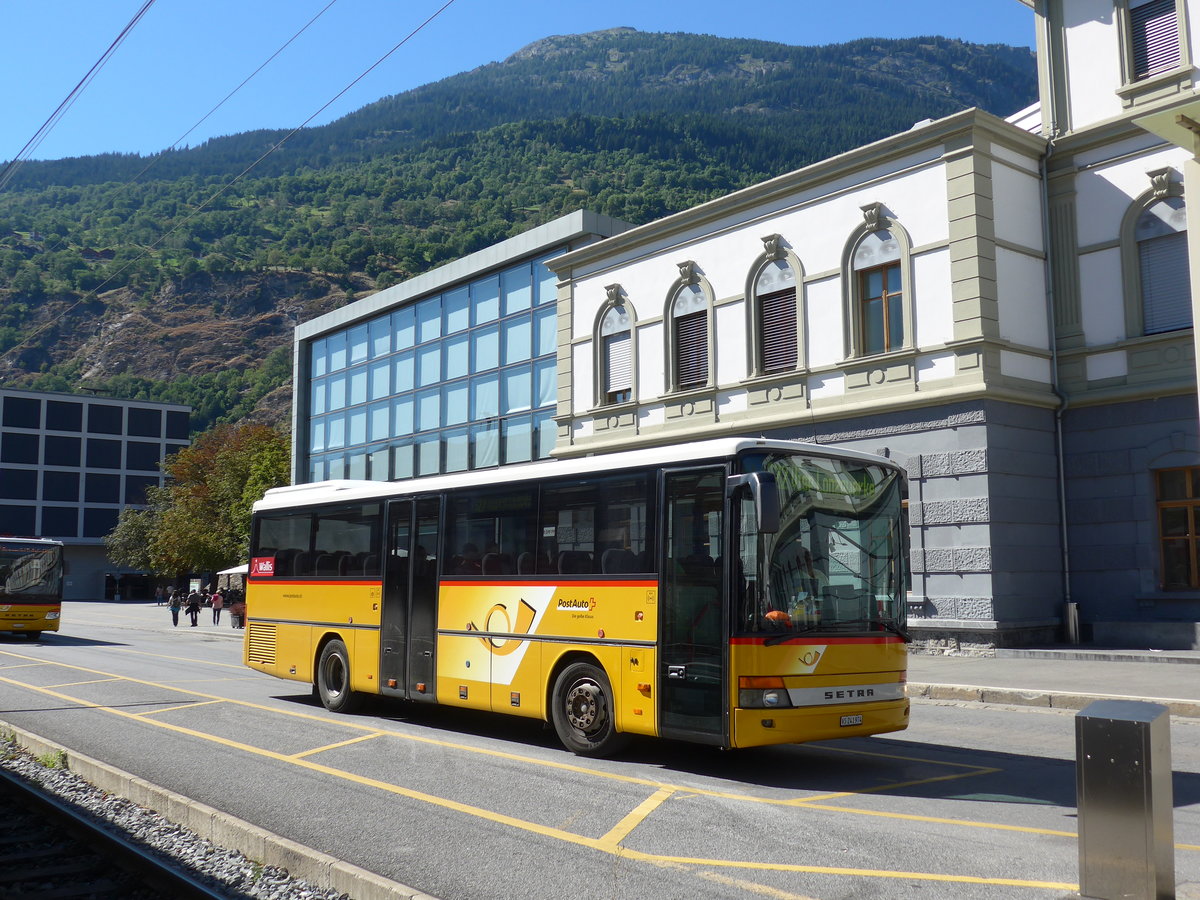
[380,498,440,701]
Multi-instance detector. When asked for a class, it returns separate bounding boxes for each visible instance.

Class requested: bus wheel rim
[566,681,602,732]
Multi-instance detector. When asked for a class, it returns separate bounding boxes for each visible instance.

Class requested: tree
[105,424,290,576]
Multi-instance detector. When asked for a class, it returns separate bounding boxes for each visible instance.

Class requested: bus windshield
[735,450,907,638]
[0,542,63,600]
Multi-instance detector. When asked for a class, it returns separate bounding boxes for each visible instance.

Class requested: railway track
[0,763,229,899]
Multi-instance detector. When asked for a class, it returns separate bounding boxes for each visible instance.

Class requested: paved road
[1,602,1198,900]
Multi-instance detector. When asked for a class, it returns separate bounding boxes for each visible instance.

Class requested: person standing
[168,590,182,627]
[154,585,164,606]
[211,589,224,625]
[185,590,202,627]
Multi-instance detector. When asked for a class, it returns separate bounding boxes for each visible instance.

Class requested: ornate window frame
[664,261,715,393]
[1115,0,1192,108]
[746,234,805,377]
[593,284,638,408]
[841,203,915,360]
[1121,167,1190,338]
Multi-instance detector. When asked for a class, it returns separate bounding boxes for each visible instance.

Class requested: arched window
[853,228,905,356]
[752,258,799,374]
[1122,174,1191,338]
[1137,196,1190,334]
[599,302,634,405]
[671,282,710,390]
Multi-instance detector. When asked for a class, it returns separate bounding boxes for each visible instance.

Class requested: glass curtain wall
[305,252,561,483]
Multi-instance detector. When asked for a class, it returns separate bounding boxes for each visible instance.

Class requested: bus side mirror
[727,472,779,534]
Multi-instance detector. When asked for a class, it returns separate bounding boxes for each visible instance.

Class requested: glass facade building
[294,212,630,485]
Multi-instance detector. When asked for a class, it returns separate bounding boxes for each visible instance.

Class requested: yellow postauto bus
[245,438,909,756]
[0,536,65,640]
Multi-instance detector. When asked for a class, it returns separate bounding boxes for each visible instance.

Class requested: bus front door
[380,498,440,702]
[660,468,727,744]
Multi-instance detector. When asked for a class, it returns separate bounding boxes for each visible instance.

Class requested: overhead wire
[0,0,460,372]
[0,0,157,193]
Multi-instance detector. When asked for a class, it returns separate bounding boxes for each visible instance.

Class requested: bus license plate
[840,714,863,727]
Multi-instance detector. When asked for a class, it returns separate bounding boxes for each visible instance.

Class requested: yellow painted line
[816,741,997,770]
[797,802,1076,837]
[697,869,822,900]
[45,679,120,688]
[111,648,249,671]
[134,699,225,717]
[598,787,675,847]
[0,672,1127,890]
[617,849,1079,891]
[796,767,1000,804]
[0,663,49,671]
[291,732,385,760]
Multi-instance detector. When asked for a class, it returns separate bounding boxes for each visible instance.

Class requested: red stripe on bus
[729,635,906,645]
[248,578,381,586]
[439,579,658,588]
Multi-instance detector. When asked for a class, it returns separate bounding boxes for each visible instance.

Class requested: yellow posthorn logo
[467,598,536,656]
[799,650,822,667]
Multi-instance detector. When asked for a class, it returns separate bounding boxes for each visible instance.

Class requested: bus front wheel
[316,639,361,713]
[551,662,628,757]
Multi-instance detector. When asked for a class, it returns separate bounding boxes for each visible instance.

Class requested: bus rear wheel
[316,639,360,713]
[551,662,627,757]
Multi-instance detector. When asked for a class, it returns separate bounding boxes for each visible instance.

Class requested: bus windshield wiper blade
[763,618,912,646]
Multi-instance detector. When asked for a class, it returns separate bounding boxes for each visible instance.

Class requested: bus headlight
[44,612,60,620]
[738,677,792,709]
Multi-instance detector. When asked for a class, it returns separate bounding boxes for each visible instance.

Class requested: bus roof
[0,536,65,547]
[255,437,901,513]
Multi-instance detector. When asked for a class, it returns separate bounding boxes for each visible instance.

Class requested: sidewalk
[909,647,1200,719]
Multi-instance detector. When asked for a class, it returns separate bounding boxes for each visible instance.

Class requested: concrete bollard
[1075,699,1174,900]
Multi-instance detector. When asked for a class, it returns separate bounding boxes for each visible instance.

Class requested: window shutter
[675,310,708,389]
[759,288,798,373]
[1141,230,1192,334]
[1131,0,1180,79]
[604,332,632,397]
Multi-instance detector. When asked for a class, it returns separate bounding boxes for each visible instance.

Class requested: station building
[0,387,191,600]
[292,0,1200,650]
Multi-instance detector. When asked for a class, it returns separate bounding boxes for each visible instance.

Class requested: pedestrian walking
[185,590,202,627]
[168,590,181,627]
[154,586,164,606]
[211,589,224,625]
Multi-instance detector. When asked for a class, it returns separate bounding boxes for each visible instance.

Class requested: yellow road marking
[292,732,385,759]
[134,699,224,717]
[599,787,675,847]
[697,869,822,900]
[45,679,120,688]
[0,647,1183,891]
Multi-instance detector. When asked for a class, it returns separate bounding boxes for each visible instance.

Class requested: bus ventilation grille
[246,623,277,665]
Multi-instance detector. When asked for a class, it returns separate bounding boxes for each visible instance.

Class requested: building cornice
[548,109,1046,273]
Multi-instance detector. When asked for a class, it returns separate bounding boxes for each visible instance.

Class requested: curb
[909,683,1200,719]
[0,721,439,900]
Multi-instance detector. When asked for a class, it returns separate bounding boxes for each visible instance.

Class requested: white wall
[1063,0,1125,130]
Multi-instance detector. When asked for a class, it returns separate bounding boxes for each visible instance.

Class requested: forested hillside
[0,29,1037,433]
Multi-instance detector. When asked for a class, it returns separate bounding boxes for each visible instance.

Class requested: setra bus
[0,537,65,640]
[244,438,910,755]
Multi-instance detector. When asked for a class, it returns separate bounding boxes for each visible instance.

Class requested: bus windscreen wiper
[763,617,911,646]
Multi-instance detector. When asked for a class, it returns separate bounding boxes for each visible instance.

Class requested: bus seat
[292,551,312,576]
[273,550,295,577]
[315,553,337,575]
[482,553,513,576]
[602,549,637,574]
[558,550,592,574]
[362,554,379,576]
[517,552,535,575]
[337,554,352,576]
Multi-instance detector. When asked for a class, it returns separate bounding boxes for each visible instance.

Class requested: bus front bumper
[731,698,909,748]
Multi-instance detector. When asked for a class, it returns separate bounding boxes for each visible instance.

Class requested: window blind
[1131,0,1180,79]
[1141,230,1192,334]
[604,332,632,397]
[675,310,708,389]
[759,288,798,372]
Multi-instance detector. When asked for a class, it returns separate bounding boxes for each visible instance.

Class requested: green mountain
[0,29,1037,433]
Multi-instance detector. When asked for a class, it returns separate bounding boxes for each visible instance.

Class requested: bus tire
[316,639,360,714]
[551,662,628,757]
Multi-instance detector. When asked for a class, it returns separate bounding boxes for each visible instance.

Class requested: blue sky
[2,0,1035,163]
